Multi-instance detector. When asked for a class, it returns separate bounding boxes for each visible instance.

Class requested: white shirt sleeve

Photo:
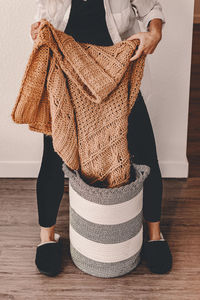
[30,0,50,44]
[130,0,166,30]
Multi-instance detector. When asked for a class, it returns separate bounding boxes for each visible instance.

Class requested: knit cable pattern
[11,19,146,188]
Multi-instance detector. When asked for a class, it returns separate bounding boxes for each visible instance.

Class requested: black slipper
[141,232,173,274]
[35,233,62,276]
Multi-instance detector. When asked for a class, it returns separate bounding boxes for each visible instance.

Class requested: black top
[64,0,113,46]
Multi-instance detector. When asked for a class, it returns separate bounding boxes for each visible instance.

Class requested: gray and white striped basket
[62,161,150,278]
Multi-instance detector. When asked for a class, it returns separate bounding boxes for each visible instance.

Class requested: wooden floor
[0,177,200,300]
[0,25,200,300]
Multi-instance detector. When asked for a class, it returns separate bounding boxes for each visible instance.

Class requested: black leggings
[36,90,163,227]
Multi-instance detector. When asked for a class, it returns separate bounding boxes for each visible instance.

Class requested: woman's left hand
[127,31,162,62]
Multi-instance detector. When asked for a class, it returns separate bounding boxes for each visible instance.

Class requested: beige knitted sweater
[11,19,146,188]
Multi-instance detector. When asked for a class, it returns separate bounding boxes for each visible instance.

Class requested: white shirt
[31,0,166,104]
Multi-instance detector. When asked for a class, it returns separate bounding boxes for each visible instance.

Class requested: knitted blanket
[11,19,146,188]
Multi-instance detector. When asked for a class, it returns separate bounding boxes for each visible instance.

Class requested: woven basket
[62,161,150,278]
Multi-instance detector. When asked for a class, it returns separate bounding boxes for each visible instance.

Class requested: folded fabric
[11,19,146,188]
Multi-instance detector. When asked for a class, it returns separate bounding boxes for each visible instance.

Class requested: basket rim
[62,161,150,197]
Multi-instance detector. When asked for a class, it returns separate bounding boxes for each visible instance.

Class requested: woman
[31,0,172,276]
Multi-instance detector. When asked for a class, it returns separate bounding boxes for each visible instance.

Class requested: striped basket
[62,161,150,278]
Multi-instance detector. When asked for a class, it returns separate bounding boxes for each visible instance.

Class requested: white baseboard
[0,158,189,178]
[0,161,69,178]
[159,158,189,178]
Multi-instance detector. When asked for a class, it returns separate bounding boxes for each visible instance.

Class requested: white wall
[0,1,41,177]
[145,0,194,177]
[0,0,194,178]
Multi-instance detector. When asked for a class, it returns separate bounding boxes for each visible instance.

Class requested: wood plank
[187,24,200,177]
[0,177,199,300]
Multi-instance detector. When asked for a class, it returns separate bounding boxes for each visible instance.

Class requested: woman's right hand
[31,21,41,41]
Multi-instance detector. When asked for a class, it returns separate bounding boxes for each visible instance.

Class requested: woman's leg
[36,134,65,241]
[127,91,163,239]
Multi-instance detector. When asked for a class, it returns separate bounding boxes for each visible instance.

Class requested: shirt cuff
[142,9,166,30]
[29,32,35,45]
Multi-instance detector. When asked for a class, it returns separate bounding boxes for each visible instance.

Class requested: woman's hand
[127,18,163,61]
[31,21,41,41]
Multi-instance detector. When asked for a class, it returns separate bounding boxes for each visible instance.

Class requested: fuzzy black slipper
[35,233,62,276]
[141,232,173,274]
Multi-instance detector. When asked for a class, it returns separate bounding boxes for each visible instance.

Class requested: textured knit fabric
[11,19,146,188]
